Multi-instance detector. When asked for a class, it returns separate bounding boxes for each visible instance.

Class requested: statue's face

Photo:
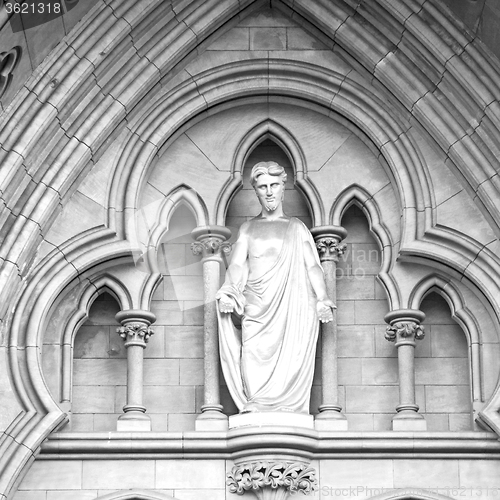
[254,173,285,212]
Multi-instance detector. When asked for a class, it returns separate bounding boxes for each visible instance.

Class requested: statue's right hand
[217,292,235,314]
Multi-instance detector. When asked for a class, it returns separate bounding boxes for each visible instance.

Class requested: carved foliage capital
[385,321,425,342]
[315,237,346,262]
[191,237,232,259]
[227,461,317,498]
[117,322,154,346]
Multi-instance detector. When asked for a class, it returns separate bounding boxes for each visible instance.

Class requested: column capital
[116,309,156,348]
[310,226,347,262]
[384,309,425,345]
[191,225,232,260]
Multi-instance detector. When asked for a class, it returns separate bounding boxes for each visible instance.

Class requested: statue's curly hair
[250,161,287,187]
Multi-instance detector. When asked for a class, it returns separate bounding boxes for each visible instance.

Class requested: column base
[117,411,151,432]
[229,412,314,429]
[195,405,229,431]
[314,405,348,430]
[392,407,427,431]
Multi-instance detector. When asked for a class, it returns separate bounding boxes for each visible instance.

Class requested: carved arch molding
[1,0,500,499]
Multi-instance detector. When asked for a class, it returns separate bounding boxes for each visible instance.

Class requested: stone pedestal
[191,225,232,431]
[229,412,314,430]
[310,226,348,431]
[115,309,156,431]
[385,309,427,431]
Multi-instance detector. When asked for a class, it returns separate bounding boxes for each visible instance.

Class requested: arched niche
[225,138,312,233]
[68,291,123,432]
[333,204,391,430]
[415,292,473,430]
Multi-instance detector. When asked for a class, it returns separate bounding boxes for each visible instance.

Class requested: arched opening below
[418,292,472,430]
[322,204,391,428]
[69,292,123,431]
[225,138,312,232]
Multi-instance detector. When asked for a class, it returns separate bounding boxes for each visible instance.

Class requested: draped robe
[217,218,320,413]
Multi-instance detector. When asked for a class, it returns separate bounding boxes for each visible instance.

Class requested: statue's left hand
[317,299,336,323]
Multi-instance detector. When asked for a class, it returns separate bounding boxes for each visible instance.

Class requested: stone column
[385,309,427,431]
[115,309,156,431]
[310,226,348,431]
[191,225,232,431]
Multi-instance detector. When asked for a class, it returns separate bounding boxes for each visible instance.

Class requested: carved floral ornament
[191,237,232,258]
[315,237,346,262]
[385,321,425,342]
[227,461,318,499]
[117,322,154,343]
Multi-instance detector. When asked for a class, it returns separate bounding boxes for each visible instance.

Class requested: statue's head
[250,161,287,212]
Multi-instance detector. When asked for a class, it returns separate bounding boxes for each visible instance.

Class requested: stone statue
[216,161,335,413]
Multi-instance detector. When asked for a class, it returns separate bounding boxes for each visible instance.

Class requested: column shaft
[191,225,231,430]
[202,259,222,409]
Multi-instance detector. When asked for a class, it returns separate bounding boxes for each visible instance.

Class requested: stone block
[14,492,47,500]
[346,386,399,413]
[180,358,204,385]
[159,243,186,275]
[238,8,295,27]
[393,459,459,488]
[183,301,204,325]
[361,358,398,385]
[287,27,328,50]
[209,27,250,50]
[144,325,166,358]
[338,325,375,357]
[144,359,180,385]
[351,243,381,275]
[82,460,155,489]
[93,414,120,432]
[166,275,204,301]
[151,300,183,325]
[415,358,469,385]
[425,386,472,413]
[165,326,203,358]
[72,385,115,413]
[373,413,393,431]
[374,326,397,357]
[150,412,169,432]
[156,460,226,489]
[423,413,449,431]
[320,459,394,490]
[19,460,83,490]
[144,385,196,413]
[250,27,286,50]
[336,300,355,325]
[337,275,375,300]
[168,413,197,432]
[346,413,374,431]
[354,300,389,325]
[338,357,362,385]
[47,492,98,500]
[73,359,126,386]
[66,414,93,432]
[431,324,468,357]
[449,413,473,431]
[74,325,110,359]
[459,460,500,487]
[172,490,225,500]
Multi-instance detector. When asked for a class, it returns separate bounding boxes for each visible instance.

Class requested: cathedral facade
[1,1,500,499]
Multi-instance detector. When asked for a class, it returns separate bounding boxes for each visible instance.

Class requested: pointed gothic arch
[215,119,323,225]
[331,184,399,310]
